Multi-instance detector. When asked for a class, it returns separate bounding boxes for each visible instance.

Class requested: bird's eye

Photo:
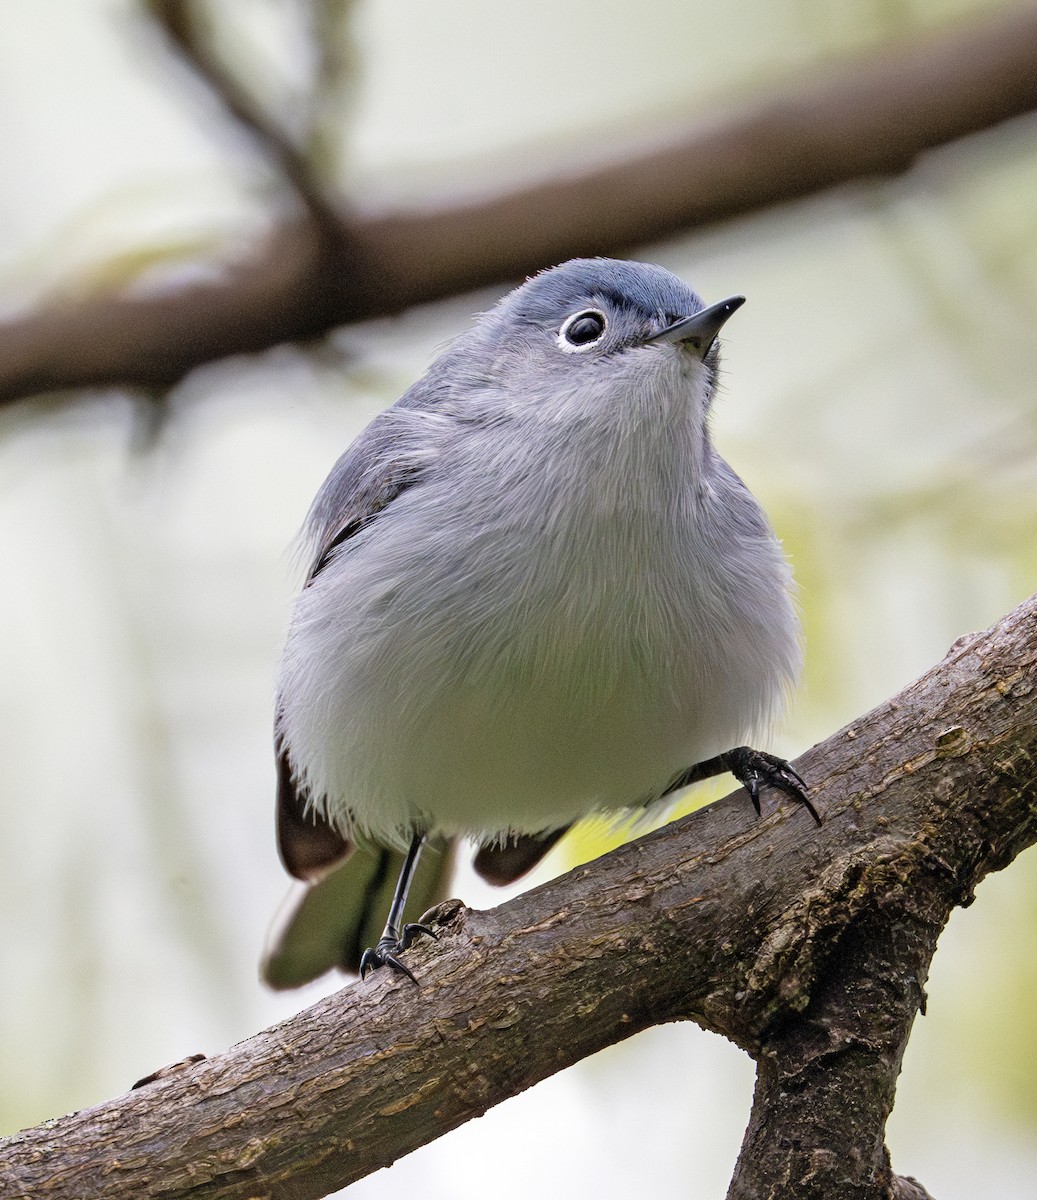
[558,309,607,350]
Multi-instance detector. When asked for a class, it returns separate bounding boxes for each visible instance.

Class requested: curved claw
[725,746,820,825]
[359,922,438,983]
[360,945,418,983]
[400,922,438,949]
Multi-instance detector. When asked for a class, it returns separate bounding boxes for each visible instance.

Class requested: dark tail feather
[262,837,456,988]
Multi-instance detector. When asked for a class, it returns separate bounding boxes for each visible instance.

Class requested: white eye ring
[557,309,608,352]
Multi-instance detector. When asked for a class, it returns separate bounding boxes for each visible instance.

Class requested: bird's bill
[647,295,746,358]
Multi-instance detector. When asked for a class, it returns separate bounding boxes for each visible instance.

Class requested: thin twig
[146,0,344,234]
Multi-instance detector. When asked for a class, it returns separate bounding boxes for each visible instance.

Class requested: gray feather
[302,401,442,582]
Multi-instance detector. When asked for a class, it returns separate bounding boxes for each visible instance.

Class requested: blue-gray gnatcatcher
[266,258,816,987]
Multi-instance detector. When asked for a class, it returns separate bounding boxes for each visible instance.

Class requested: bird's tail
[262,836,456,989]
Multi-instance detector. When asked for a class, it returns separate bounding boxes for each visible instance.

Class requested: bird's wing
[276,404,441,882]
[472,827,571,885]
[274,730,351,882]
[301,408,434,584]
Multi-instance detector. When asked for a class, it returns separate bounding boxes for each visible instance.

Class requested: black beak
[647,295,745,359]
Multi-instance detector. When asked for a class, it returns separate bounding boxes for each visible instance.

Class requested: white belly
[277,467,798,848]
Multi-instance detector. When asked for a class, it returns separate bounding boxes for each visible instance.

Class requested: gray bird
[263,258,814,988]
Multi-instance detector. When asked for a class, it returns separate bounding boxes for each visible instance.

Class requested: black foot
[359,922,437,983]
[725,746,820,824]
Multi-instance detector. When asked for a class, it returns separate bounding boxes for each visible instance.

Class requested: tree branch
[2,3,1037,404]
[146,0,345,233]
[2,592,1035,1199]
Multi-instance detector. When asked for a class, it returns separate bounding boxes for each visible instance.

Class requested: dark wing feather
[275,729,352,882]
[472,827,570,885]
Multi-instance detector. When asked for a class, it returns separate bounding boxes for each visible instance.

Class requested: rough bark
[1,593,1035,1199]
[2,4,1037,404]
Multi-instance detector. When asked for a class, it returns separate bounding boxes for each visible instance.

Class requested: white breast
[277,372,800,848]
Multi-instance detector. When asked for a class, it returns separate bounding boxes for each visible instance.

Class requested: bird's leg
[664,746,820,824]
[359,832,437,982]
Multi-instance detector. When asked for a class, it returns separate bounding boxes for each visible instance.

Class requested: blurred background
[1,1,1036,1196]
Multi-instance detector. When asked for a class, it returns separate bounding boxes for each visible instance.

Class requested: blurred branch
[301,0,360,181]
[2,592,1035,1199]
[146,0,344,233]
[2,2,1037,404]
